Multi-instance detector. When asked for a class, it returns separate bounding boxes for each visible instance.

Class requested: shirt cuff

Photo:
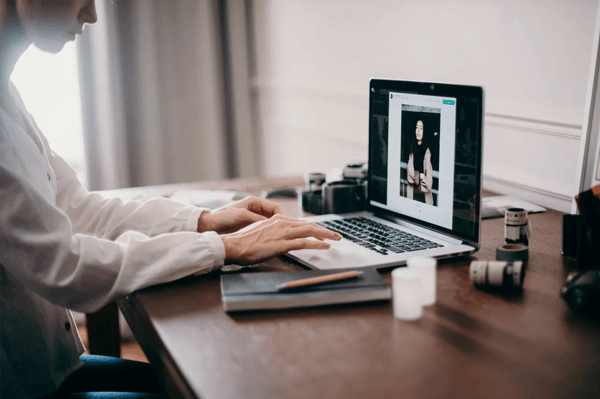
[184,207,206,232]
[197,231,226,273]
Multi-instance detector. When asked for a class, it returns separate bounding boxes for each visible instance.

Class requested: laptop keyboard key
[387,247,405,253]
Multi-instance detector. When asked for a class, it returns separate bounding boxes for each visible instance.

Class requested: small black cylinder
[561,214,580,257]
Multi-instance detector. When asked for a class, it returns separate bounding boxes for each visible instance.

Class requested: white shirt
[0,84,226,399]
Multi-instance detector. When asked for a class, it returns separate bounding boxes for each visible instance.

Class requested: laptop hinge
[462,240,478,248]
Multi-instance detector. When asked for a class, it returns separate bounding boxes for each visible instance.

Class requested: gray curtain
[76,0,261,190]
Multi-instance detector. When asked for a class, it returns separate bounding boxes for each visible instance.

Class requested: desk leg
[86,302,121,357]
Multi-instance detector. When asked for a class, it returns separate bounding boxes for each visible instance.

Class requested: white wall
[251,0,598,211]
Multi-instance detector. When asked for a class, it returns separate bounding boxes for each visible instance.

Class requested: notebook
[286,78,484,270]
[221,268,391,312]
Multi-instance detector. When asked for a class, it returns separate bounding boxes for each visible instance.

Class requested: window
[12,42,88,188]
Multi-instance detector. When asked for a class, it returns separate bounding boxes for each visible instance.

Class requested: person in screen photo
[407,119,434,204]
[400,107,441,206]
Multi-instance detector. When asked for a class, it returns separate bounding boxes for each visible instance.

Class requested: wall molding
[483,174,573,212]
[250,78,367,108]
[263,120,366,149]
[252,79,583,141]
[485,113,582,140]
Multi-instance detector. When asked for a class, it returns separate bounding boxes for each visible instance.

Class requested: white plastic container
[407,257,437,306]
[391,268,423,320]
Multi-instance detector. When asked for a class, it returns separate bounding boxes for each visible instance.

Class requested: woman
[406,119,434,205]
[0,1,341,398]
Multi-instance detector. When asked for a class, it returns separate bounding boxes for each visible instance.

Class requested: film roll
[505,208,527,225]
[504,208,529,246]
[496,244,529,261]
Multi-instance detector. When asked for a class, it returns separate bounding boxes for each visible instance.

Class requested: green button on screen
[443,100,455,105]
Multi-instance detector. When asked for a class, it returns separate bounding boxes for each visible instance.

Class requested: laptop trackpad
[288,239,380,269]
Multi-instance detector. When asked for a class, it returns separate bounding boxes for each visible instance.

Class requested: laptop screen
[368,79,483,245]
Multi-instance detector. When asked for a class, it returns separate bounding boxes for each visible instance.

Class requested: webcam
[430,84,435,91]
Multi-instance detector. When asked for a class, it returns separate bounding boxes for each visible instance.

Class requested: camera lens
[430,84,435,90]
[306,172,326,192]
[470,260,524,289]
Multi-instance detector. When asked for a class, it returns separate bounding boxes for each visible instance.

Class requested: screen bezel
[367,78,484,247]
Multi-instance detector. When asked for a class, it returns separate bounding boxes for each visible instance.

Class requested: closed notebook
[221,268,391,312]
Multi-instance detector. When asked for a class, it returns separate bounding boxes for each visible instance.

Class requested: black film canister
[561,214,580,257]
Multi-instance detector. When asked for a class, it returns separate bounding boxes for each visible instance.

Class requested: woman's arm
[50,149,204,239]
[421,148,433,193]
[51,149,289,239]
[407,153,415,184]
[0,152,225,313]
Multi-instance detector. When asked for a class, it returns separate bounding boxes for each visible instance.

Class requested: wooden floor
[78,326,149,363]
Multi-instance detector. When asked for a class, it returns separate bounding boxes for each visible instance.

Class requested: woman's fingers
[241,214,304,231]
[254,216,341,241]
[286,224,342,241]
[238,196,283,217]
[200,207,270,234]
[229,214,291,236]
[238,208,268,224]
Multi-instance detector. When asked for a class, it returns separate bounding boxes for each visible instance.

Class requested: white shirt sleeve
[0,109,225,314]
[50,148,205,239]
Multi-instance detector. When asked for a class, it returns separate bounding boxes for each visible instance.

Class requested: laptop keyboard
[319,217,443,256]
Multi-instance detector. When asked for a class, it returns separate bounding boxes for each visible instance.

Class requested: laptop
[286,78,484,270]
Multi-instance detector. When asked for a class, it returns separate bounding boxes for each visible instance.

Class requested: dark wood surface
[116,176,600,399]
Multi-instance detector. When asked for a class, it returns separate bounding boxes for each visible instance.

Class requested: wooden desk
[116,176,600,399]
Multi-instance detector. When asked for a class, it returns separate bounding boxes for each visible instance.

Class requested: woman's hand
[197,196,283,234]
[420,177,429,192]
[221,214,342,265]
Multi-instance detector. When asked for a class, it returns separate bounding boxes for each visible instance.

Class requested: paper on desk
[481,196,546,219]
[169,189,237,209]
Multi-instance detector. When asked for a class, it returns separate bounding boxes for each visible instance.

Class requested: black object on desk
[220,268,390,312]
[561,269,600,314]
[261,188,300,199]
[561,214,581,257]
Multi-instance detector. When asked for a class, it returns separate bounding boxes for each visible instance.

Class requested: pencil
[276,270,363,290]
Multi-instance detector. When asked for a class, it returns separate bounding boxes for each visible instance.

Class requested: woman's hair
[409,118,426,155]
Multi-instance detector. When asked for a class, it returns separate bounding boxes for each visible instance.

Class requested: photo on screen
[399,105,441,206]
